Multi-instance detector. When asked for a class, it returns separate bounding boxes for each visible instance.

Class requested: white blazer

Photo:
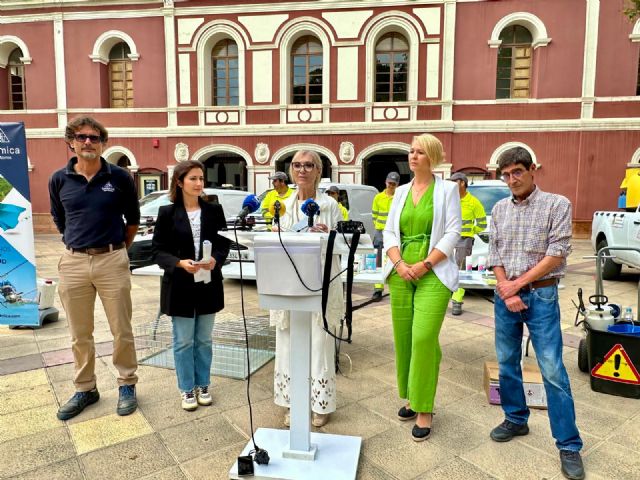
[382,176,461,292]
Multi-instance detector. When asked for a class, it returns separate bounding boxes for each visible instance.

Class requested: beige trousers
[58,248,138,391]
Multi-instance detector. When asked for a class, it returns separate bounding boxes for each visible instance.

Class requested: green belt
[401,233,430,259]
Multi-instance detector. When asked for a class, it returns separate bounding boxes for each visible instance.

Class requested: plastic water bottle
[623,306,634,323]
[365,253,377,271]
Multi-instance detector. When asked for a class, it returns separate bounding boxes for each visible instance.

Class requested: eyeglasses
[291,162,316,172]
[73,134,103,144]
[500,169,526,182]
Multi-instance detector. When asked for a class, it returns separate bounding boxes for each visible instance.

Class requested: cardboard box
[483,361,547,409]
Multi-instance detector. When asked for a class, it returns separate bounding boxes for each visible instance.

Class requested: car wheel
[596,238,621,280]
[578,338,589,373]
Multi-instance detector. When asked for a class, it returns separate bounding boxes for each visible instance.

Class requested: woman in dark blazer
[152,160,230,411]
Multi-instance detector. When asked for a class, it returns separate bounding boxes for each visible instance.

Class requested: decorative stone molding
[487,142,540,171]
[255,143,270,165]
[488,12,551,49]
[90,30,140,64]
[174,142,189,162]
[339,142,355,164]
[630,19,640,42]
[102,146,138,169]
[0,36,32,68]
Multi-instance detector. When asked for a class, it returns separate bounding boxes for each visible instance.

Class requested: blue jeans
[172,314,215,393]
[494,285,583,452]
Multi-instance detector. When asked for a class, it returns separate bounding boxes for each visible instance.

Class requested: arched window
[375,32,409,102]
[212,39,239,106]
[109,42,133,108]
[8,48,26,110]
[291,36,322,105]
[496,26,533,99]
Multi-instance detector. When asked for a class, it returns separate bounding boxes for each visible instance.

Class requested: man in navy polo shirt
[49,117,140,420]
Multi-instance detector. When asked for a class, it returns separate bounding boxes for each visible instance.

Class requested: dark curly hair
[65,116,108,143]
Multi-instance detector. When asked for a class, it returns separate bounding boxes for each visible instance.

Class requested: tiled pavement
[1,235,639,479]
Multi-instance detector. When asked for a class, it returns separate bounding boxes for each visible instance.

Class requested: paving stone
[0,368,48,394]
[0,353,43,375]
[318,403,395,440]
[415,457,499,480]
[0,427,75,478]
[0,382,57,415]
[181,441,248,480]
[362,425,455,479]
[223,397,287,434]
[461,439,558,480]
[138,465,188,480]
[159,412,246,462]
[0,342,39,361]
[68,411,153,454]
[583,442,640,480]
[79,433,176,480]
[355,457,397,480]
[427,411,490,455]
[9,458,84,480]
[0,404,61,443]
[609,416,640,452]
[141,392,223,431]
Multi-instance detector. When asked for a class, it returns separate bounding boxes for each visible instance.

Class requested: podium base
[229,428,361,480]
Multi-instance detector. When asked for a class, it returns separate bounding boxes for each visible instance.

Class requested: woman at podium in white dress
[270,150,343,428]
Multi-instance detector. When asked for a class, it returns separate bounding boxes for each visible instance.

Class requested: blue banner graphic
[0,123,38,326]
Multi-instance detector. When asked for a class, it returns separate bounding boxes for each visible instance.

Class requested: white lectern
[228,232,363,480]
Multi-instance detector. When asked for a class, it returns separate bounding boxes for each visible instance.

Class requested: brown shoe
[312,412,330,427]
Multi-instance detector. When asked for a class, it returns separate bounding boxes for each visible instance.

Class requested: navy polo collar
[65,157,112,177]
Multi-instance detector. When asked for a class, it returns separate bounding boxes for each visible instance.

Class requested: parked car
[128,188,249,269]
[591,207,640,280]
[465,180,512,267]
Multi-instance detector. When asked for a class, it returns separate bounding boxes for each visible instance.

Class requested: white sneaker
[195,386,213,406]
[181,390,198,411]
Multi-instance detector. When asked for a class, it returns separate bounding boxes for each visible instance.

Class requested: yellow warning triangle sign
[591,344,640,385]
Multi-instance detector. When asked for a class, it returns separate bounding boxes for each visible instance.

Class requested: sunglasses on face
[501,169,526,182]
[291,162,316,172]
[73,134,103,144]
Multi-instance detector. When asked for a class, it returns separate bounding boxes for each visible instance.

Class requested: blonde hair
[289,150,323,190]
[413,134,444,169]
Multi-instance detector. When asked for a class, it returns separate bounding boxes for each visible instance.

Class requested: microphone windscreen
[301,198,319,216]
[268,200,286,218]
[241,194,261,213]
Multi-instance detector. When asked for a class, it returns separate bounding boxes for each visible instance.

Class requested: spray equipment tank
[583,294,617,332]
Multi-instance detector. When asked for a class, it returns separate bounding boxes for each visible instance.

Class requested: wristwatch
[423,260,433,271]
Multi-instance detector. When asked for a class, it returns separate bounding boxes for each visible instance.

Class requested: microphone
[301,198,320,229]
[269,200,286,224]
[237,194,261,220]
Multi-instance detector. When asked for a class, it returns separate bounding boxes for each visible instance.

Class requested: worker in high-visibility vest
[261,171,293,226]
[326,185,349,220]
[371,171,400,301]
[449,172,487,315]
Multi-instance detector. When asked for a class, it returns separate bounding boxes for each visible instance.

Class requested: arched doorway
[203,153,247,190]
[363,152,410,191]
[275,153,332,181]
[116,155,131,168]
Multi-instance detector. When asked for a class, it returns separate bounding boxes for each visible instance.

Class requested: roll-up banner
[0,122,38,326]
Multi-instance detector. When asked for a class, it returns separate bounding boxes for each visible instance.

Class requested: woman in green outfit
[382,134,461,441]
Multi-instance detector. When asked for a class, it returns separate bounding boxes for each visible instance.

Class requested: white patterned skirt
[273,322,336,414]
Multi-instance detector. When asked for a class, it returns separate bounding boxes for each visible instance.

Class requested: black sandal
[411,413,434,442]
[397,405,417,421]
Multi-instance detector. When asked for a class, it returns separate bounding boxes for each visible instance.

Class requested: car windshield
[467,185,511,214]
[139,193,172,216]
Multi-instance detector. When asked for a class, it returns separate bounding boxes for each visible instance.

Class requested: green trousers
[388,270,451,412]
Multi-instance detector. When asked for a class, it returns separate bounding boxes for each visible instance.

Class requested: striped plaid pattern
[487,187,572,280]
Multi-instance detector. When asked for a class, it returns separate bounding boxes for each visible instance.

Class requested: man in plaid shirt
[487,147,584,480]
